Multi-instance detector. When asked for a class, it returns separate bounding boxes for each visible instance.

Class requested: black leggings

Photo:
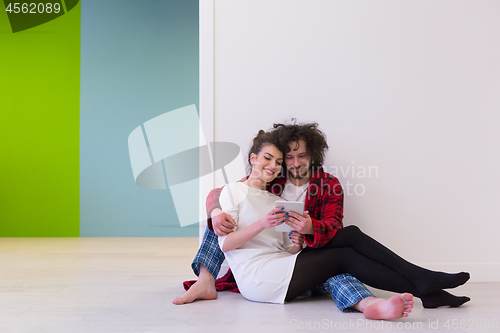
[284,225,464,302]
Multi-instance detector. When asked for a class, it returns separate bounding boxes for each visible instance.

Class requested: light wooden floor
[0,238,498,333]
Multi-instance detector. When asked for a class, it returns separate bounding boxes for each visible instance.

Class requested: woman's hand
[259,207,287,229]
[288,231,304,254]
[222,207,285,252]
[289,231,304,248]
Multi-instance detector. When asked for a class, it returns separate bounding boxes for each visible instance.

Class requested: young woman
[218,130,469,313]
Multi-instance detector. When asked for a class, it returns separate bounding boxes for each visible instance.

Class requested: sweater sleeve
[304,178,344,248]
[206,187,223,231]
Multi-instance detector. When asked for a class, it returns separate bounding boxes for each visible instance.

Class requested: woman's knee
[344,225,361,233]
[340,225,362,239]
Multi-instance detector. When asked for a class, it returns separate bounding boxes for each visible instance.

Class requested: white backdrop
[200,0,500,281]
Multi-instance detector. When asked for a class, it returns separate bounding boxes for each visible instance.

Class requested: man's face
[285,140,312,180]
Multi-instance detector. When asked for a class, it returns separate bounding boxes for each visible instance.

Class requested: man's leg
[322,274,374,312]
[172,228,225,305]
[323,274,414,320]
[190,227,225,279]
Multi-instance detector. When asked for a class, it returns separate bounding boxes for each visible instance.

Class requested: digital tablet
[274,200,304,232]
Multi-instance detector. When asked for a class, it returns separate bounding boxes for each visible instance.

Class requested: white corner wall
[206,0,500,282]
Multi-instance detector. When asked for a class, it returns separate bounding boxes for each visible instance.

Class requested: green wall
[0,2,80,236]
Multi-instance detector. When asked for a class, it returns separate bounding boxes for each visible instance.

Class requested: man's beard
[288,166,310,179]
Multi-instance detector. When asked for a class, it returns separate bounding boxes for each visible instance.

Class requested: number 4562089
[5,3,61,14]
[444,319,498,330]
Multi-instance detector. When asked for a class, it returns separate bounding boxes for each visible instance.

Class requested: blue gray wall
[80,0,199,236]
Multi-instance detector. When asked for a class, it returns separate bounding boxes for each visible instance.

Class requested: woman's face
[249,144,283,183]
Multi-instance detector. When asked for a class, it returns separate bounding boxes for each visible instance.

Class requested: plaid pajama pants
[192,227,374,312]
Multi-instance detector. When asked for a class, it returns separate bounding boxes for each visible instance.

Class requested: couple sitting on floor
[173,121,470,320]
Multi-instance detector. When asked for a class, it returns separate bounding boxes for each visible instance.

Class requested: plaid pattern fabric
[191,227,225,278]
[294,168,343,248]
[205,187,223,230]
[323,274,374,312]
[206,168,343,248]
[184,269,239,294]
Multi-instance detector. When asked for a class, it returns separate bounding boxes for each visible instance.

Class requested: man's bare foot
[172,279,217,305]
[363,293,414,320]
[172,265,217,305]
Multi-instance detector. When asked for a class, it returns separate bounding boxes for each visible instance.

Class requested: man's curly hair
[272,120,328,168]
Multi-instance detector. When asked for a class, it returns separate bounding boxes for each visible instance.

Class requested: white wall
[210,0,500,281]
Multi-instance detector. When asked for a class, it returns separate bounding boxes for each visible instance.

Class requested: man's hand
[285,210,314,235]
[212,208,237,236]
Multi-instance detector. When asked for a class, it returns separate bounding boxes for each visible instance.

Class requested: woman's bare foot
[172,265,218,305]
[362,293,414,320]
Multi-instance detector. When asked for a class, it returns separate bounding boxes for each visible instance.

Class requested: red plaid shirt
[206,168,344,248]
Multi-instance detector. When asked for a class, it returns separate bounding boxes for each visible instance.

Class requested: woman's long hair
[247,130,284,174]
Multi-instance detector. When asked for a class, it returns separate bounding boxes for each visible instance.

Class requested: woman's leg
[285,247,420,301]
[327,226,469,295]
[285,246,470,308]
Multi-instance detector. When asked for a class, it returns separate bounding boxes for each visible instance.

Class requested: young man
[173,122,469,316]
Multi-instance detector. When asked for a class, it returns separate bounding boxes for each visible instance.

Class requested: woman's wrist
[257,219,266,231]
